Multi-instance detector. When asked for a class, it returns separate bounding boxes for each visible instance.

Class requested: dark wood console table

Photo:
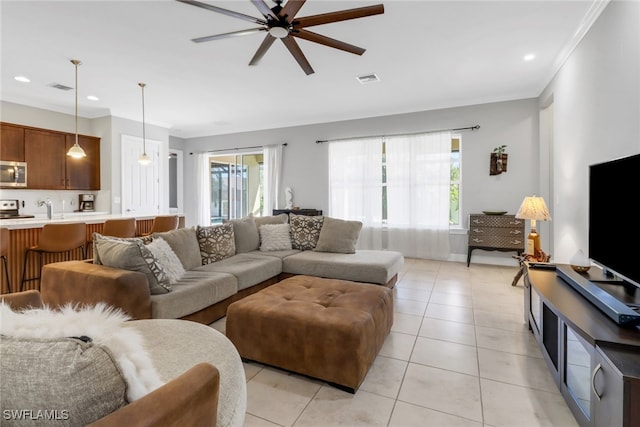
[524,266,640,426]
[273,209,322,217]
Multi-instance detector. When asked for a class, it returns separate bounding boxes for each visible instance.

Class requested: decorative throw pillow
[259,224,292,251]
[290,213,324,250]
[224,216,259,253]
[0,303,164,408]
[92,232,152,265]
[94,238,172,294]
[313,216,363,254]
[146,237,186,284]
[196,223,236,264]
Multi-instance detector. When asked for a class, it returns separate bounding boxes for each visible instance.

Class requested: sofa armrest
[40,260,152,320]
[0,290,43,310]
[89,363,220,427]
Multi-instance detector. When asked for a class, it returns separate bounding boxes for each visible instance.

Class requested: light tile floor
[211,258,579,427]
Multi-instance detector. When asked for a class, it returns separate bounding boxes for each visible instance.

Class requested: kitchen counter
[0,212,171,230]
[0,213,185,293]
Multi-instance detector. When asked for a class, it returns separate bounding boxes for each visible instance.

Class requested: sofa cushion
[259,224,292,251]
[1,336,127,425]
[194,253,282,291]
[150,271,238,319]
[196,223,236,264]
[289,214,324,250]
[95,238,172,294]
[147,237,186,284]
[314,217,362,254]
[153,227,201,270]
[225,216,260,253]
[254,213,288,229]
[283,250,404,285]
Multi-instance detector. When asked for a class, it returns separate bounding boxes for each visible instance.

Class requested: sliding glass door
[210,153,263,223]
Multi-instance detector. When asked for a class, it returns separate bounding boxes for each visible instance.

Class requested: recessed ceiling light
[524,53,536,61]
[87,95,99,101]
[14,76,30,83]
[356,73,380,84]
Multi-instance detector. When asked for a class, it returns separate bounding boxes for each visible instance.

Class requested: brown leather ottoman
[226,275,393,392]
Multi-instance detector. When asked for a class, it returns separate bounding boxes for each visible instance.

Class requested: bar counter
[0,213,185,294]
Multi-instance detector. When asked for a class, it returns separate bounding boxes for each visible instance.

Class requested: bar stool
[86,218,137,256]
[1,227,11,293]
[142,215,179,236]
[21,223,86,291]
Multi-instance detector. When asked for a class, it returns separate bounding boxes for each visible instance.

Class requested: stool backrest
[0,227,9,257]
[149,215,179,234]
[102,218,136,238]
[37,223,86,252]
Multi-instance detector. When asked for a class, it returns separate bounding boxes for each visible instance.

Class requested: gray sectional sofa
[41,214,403,325]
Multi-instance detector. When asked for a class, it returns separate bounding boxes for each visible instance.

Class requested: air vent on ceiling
[49,83,73,91]
[356,73,380,84]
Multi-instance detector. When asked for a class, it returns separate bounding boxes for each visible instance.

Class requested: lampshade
[67,59,87,158]
[515,195,551,221]
[138,82,151,166]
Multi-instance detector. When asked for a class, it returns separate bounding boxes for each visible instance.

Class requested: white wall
[182,98,540,263]
[539,0,640,263]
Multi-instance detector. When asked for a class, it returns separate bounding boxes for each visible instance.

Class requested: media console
[524,266,640,427]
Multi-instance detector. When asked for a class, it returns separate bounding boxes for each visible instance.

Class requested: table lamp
[515,195,551,256]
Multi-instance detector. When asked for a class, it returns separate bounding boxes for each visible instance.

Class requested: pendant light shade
[138,82,151,166]
[67,59,87,158]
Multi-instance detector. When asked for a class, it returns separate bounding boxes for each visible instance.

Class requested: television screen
[589,153,640,289]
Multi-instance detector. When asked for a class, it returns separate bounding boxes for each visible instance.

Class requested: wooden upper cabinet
[66,134,100,190]
[0,123,25,161]
[24,129,67,189]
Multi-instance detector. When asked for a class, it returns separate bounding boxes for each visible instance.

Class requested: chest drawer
[467,214,525,265]
[469,215,524,229]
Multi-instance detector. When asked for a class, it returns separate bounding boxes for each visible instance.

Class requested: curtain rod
[314,125,480,144]
[189,142,287,155]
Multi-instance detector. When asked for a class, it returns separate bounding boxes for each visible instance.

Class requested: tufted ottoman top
[226,275,393,392]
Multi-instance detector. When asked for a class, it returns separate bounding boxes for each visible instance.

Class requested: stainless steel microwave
[0,160,27,187]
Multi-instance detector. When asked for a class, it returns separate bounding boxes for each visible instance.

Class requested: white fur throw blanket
[0,302,164,402]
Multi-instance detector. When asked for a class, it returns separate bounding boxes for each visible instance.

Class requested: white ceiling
[1,0,603,138]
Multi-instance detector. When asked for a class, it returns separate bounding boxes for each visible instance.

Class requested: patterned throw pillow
[196,223,236,264]
[289,213,324,250]
[94,238,172,294]
[146,237,186,284]
[259,224,292,251]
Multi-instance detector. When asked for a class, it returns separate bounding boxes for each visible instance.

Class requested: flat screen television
[589,153,640,290]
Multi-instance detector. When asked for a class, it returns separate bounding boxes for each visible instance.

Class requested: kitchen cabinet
[1,123,100,190]
[524,267,640,426]
[0,123,25,161]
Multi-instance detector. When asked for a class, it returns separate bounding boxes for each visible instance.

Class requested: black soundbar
[556,265,640,326]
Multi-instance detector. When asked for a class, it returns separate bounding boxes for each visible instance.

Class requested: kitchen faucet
[38,199,52,220]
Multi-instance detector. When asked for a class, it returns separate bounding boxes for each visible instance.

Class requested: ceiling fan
[177,0,384,75]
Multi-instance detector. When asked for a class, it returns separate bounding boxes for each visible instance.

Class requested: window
[450,137,461,226]
[209,152,263,224]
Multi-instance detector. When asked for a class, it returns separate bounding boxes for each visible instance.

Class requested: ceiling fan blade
[293,4,384,28]
[294,29,365,55]
[281,37,314,75]
[251,0,278,20]
[177,0,267,25]
[249,34,276,65]
[192,27,266,43]
[279,0,306,20]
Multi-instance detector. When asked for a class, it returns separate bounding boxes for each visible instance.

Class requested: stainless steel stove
[0,199,35,219]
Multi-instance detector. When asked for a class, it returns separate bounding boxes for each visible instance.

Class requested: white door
[121,134,162,215]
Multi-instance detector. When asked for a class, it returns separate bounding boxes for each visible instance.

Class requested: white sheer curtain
[328,137,383,249]
[263,144,282,216]
[195,152,211,225]
[385,131,451,259]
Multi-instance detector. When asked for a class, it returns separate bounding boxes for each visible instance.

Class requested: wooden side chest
[467,214,525,266]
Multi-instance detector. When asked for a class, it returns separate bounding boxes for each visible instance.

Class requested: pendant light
[138,82,151,166]
[66,59,87,158]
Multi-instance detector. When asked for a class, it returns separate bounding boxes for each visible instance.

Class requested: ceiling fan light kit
[177,0,384,75]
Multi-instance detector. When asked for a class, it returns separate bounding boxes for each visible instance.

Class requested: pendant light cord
[139,82,146,155]
[72,59,81,146]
